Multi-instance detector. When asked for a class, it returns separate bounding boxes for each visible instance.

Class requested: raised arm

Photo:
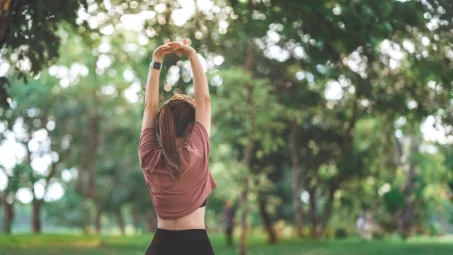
[189,44,211,137]
[141,40,173,132]
[168,39,211,136]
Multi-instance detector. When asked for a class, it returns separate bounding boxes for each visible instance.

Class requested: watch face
[153,62,161,69]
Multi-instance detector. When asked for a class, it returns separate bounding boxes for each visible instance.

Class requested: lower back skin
[157,207,206,230]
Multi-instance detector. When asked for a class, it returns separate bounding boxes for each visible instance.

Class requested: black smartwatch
[150,61,162,70]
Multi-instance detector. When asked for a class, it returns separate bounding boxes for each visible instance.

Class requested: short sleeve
[178,122,211,171]
[185,122,210,160]
[139,128,161,169]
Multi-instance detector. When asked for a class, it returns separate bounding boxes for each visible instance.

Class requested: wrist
[152,55,163,63]
[187,51,197,60]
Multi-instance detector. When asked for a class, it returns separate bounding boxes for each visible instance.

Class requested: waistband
[155,228,208,237]
[156,228,207,233]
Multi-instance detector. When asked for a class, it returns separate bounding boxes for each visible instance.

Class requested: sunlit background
[0,0,453,254]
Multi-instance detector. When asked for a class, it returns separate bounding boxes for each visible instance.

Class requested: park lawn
[0,233,452,255]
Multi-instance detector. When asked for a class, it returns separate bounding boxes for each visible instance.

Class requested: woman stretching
[139,38,217,255]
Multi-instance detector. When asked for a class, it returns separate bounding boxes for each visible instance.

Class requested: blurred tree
[0,0,90,107]
[0,164,28,234]
[5,71,76,232]
[212,67,283,252]
[46,189,95,232]
[226,0,453,240]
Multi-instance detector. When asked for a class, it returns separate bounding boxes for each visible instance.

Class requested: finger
[167,42,181,47]
[163,46,180,53]
[161,45,173,51]
[166,45,182,52]
[183,38,189,45]
[172,46,184,52]
[161,45,174,51]
[158,48,168,54]
[168,43,181,48]
[164,45,178,51]
[164,39,170,44]
[170,45,183,52]
[162,49,175,55]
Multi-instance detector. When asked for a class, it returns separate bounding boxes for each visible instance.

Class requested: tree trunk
[239,38,256,255]
[87,115,100,200]
[95,207,102,233]
[1,196,14,234]
[239,140,255,255]
[239,134,255,255]
[308,188,318,238]
[115,211,126,235]
[145,211,157,233]
[239,176,250,255]
[258,197,277,244]
[288,121,303,237]
[399,136,419,237]
[319,185,337,236]
[0,0,12,47]
[32,200,42,233]
[396,209,404,237]
[131,206,141,231]
[392,134,404,179]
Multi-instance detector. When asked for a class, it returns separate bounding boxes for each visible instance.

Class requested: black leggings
[145,228,215,255]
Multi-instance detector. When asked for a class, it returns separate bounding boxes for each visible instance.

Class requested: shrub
[334,228,348,239]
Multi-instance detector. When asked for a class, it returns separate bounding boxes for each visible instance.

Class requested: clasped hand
[152,38,196,62]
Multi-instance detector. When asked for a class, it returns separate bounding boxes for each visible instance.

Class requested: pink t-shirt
[138,122,217,219]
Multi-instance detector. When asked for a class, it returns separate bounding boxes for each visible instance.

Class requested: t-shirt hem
[156,188,214,219]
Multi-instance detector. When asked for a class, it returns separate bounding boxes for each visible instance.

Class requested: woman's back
[139,122,217,229]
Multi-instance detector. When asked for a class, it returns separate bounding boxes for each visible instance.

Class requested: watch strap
[150,61,162,70]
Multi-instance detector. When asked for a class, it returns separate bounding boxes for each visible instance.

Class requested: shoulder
[192,121,209,139]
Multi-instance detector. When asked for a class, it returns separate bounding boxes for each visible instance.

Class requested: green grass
[0,233,452,255]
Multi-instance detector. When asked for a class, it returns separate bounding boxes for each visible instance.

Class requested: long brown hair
[156,94,195,179]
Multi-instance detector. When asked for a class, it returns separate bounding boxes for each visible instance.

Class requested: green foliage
[45,191,94,230]
[383,188,405,214]
[334,228,348,240]
[0,0,91,105]
[1,164,30,194]
[212,68,284,153]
